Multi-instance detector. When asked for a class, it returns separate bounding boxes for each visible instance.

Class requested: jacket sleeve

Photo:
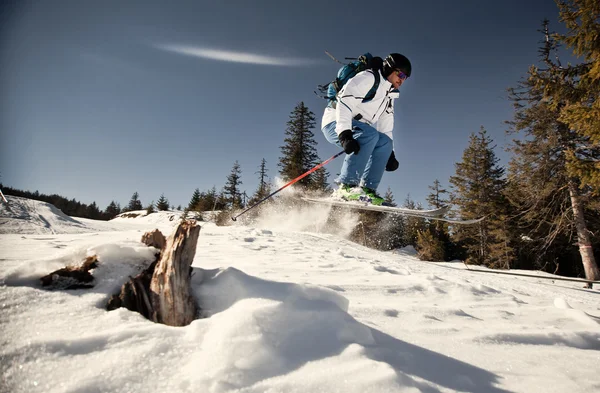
[376,99,395,143]
[335,72,377,136]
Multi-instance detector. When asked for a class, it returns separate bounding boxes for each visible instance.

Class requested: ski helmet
[382,53,412,78]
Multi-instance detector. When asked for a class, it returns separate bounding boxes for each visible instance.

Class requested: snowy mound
[112,209,183,225]
[0,196,93,234]
[0,197,191,235]
[111,209,203,229]
[2,217,600,392]
[113,209,207,224]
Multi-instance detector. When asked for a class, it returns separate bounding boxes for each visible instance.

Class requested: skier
[321,53,411,205]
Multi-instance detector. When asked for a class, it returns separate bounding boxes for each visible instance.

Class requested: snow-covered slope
[0,196,187,234]
[1,198,599,393]
[0,196,92,234]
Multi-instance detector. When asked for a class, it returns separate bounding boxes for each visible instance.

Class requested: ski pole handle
[231,151,344,221]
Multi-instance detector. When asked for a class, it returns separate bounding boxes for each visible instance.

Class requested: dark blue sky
[1,0,562,210]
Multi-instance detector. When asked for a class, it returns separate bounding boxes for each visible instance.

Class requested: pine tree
[486,209,515,269]
[104,201,121,219]
[401,194,426,247]
[549,1,600,192]
[146,201,155,214]
[347,186,408,251]
[257,158,269,195]
[209,187,223,210]
[506,20,599,280]
[416,230,446,261]
[422,180,453,261]
[216,191,228,211]
[223,161,243,208]
[278,102,321,190]
[74,202,87,218]
[195,186,223,211]
[426,180,449,209]
[249,159,272,205]
[449,127,510,266]
[126,192,143,212]
[156,194,170,211]
[188,188,201,211]
[310,167,331,194]
[384,187,396,207]
[372,187,405,251]
[85,202,102,220]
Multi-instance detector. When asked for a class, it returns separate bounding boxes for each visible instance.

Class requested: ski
[302,197,448,216]
[301,197,484,225]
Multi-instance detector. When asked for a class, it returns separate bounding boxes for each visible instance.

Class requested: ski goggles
[396,70,409,81]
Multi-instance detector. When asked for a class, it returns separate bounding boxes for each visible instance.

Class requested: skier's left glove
[386,151,399,172]
[338,130,360,155]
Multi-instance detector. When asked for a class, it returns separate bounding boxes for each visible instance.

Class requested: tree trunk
[149,221,200,326]
[568,181,600,286]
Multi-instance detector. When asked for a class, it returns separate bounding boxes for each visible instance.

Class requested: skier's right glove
[338,130,360,155]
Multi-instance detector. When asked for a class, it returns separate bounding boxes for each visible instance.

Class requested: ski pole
[231,151,344,221]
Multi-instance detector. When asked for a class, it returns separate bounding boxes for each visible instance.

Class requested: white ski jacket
[321,69,399,142]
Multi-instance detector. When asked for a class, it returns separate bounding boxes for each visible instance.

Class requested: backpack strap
[362,70,380,103]
[328,69,382,109]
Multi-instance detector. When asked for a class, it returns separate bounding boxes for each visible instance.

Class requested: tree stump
[41,220,201,326]
[106,221,201,326]
[106,259,158,319]
[149,221,200,326]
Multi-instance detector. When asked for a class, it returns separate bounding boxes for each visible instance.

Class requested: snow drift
[0,196,92,234]
[1,197,599,393]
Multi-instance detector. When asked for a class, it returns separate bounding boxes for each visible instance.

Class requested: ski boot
[359,187,386,206]
[335,184,364,202]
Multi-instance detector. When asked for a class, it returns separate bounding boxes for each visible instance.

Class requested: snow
[1,196,600,393]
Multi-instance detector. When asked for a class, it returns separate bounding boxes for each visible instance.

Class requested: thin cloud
[155,44,320,67]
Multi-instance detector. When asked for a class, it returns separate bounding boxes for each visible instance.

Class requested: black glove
[338,130,360,155]
[386,151,399,171]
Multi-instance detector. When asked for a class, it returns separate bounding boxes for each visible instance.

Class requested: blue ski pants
[322,120,393,191]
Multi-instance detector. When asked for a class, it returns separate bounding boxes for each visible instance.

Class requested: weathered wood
[149,221,200,326]
[106,258,158,319]
[40,255,98,290]
[106,229,164,315]
[141,229,166,251]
